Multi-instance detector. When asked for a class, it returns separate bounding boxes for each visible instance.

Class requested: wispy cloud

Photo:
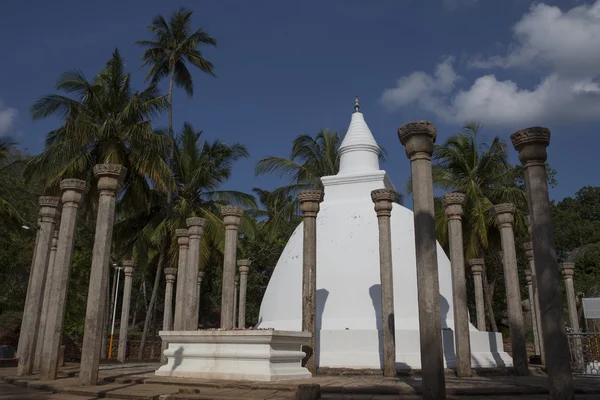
[0,98,17,136]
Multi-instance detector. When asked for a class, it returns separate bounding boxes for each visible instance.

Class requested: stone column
[80,164,126,386]
[524,269,541,356]
[161,267,177,363]
[524,217,545,363]
[237,260,251,329]
[468,259,486,331]
[117,261,135,363]
[220,206,244,329]
[442,193,472,378]
[186,217,205,330]
[35,227,59,370]
[173,229,189,331]
[560,263,579,333]
[18,218,41,361]
[233,275,239,328]
[40,179,86,381]
[493,203,528,376]
[196,270,204,324]
[398,121,445,400]
[17,196,60,376]
[298,190,323,376]
[371,189,397,378]
[511,127,574,399]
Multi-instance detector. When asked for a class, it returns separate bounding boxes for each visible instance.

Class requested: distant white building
[257,99,512,370]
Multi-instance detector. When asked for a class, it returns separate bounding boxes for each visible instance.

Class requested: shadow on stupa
[316,288,329,367]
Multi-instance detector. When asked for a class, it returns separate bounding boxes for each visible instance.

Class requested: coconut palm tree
[136,8,216,173]
[251,187,299,240]
[417,121,527,331]
[25,49,170,214]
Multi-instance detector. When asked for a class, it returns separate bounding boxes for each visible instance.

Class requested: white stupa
[257,99,512,370]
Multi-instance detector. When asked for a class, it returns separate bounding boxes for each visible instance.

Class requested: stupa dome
[257,99,511,369]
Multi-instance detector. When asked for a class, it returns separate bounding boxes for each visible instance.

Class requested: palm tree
[418,121,527,331]
[0,139,24,229]
[136,8,216,175]
[251,187,299,240]
[25,49,170,213]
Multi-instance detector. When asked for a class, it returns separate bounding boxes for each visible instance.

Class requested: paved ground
[1,363,599,399]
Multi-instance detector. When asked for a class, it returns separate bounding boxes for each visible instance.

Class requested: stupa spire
[338,97,381,175]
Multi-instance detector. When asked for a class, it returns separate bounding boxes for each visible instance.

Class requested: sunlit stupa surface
[257,99,512,369]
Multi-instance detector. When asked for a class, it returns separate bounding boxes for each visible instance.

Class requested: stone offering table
[155,330,311,381]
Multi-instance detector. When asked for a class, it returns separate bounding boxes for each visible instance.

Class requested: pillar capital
[122,260,136,276]
[468,258,484,275]
[511,127,550,167]
[298,190,323,217]
[39,196,61,223]
[442,192,466,220]
[164,267,177,282]
[238,259,251,275]
[59,179,86,205]
[524,268,532,284]
[523,241,534,261]
[186,217,206,237]
[51,230,59,247]
[493,203,516,228]
[175,229,190,247]
[560,262,575,279]
[371,189,395,216]
[221,206,244,228]
[93,164,127,195]
[397,121,436,160]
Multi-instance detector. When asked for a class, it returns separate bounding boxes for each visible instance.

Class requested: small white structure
[155,330,311,381]
[257,100,512,370]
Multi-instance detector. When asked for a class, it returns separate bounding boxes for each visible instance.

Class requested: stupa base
[312,329,513,370]
[155,330,312,381]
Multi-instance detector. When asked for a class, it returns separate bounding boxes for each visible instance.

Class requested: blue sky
[1,0,599,206]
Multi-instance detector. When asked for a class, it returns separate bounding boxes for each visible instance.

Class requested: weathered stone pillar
[186,217,205,330]
[117,260,135,363]
[237,259,251,329]
[511,127,574,399]
[173,229,189,331]
[233,275,239,328]
[17,196,60,376]
[493,203,528,376]
[442,192,472,378]
[524,268,541,356]
[161,267,177,363]
[35,227,59,370]
[18,218,41,361]
[468,259,486,331]
[80,164,126,386]
[298,190,323,376]
[196,270,204,324]
[40,179,86,381]
[398,121,445,400]
[371,188,397,378]
[220,206,244,329]
[524,216,545,363]
[560,263,579,333]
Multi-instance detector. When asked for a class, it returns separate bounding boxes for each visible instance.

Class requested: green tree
[0,139,25,229]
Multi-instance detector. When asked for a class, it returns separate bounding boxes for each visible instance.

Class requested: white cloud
[380,1,600,127]
[0,99,17,136]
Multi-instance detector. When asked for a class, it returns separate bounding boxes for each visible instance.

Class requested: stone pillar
[371,189,397,378]
[398,121,445,400]
[560,263,579,333]
[185,218,205,330]
[17,196,60,376]
[220,206,244,329]
[173,229,189,331]
[511,127,574,399]
[80,164,126,386]
[298,190,323,376]
[493,203,528,376]
[233,275,239,328]
[468,259,486,331]
[40,179,86,381]
[442,192,472,378]
[196,270,204,324]
[117,261,135,363]
[524,216,545,363]
[237,260,251,329]
[524,269,541,356]
[35,227,59,370]
[18,218,41,361]
[161,267,177,363]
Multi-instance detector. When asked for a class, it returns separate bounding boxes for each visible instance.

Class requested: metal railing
[567,332,600,376]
